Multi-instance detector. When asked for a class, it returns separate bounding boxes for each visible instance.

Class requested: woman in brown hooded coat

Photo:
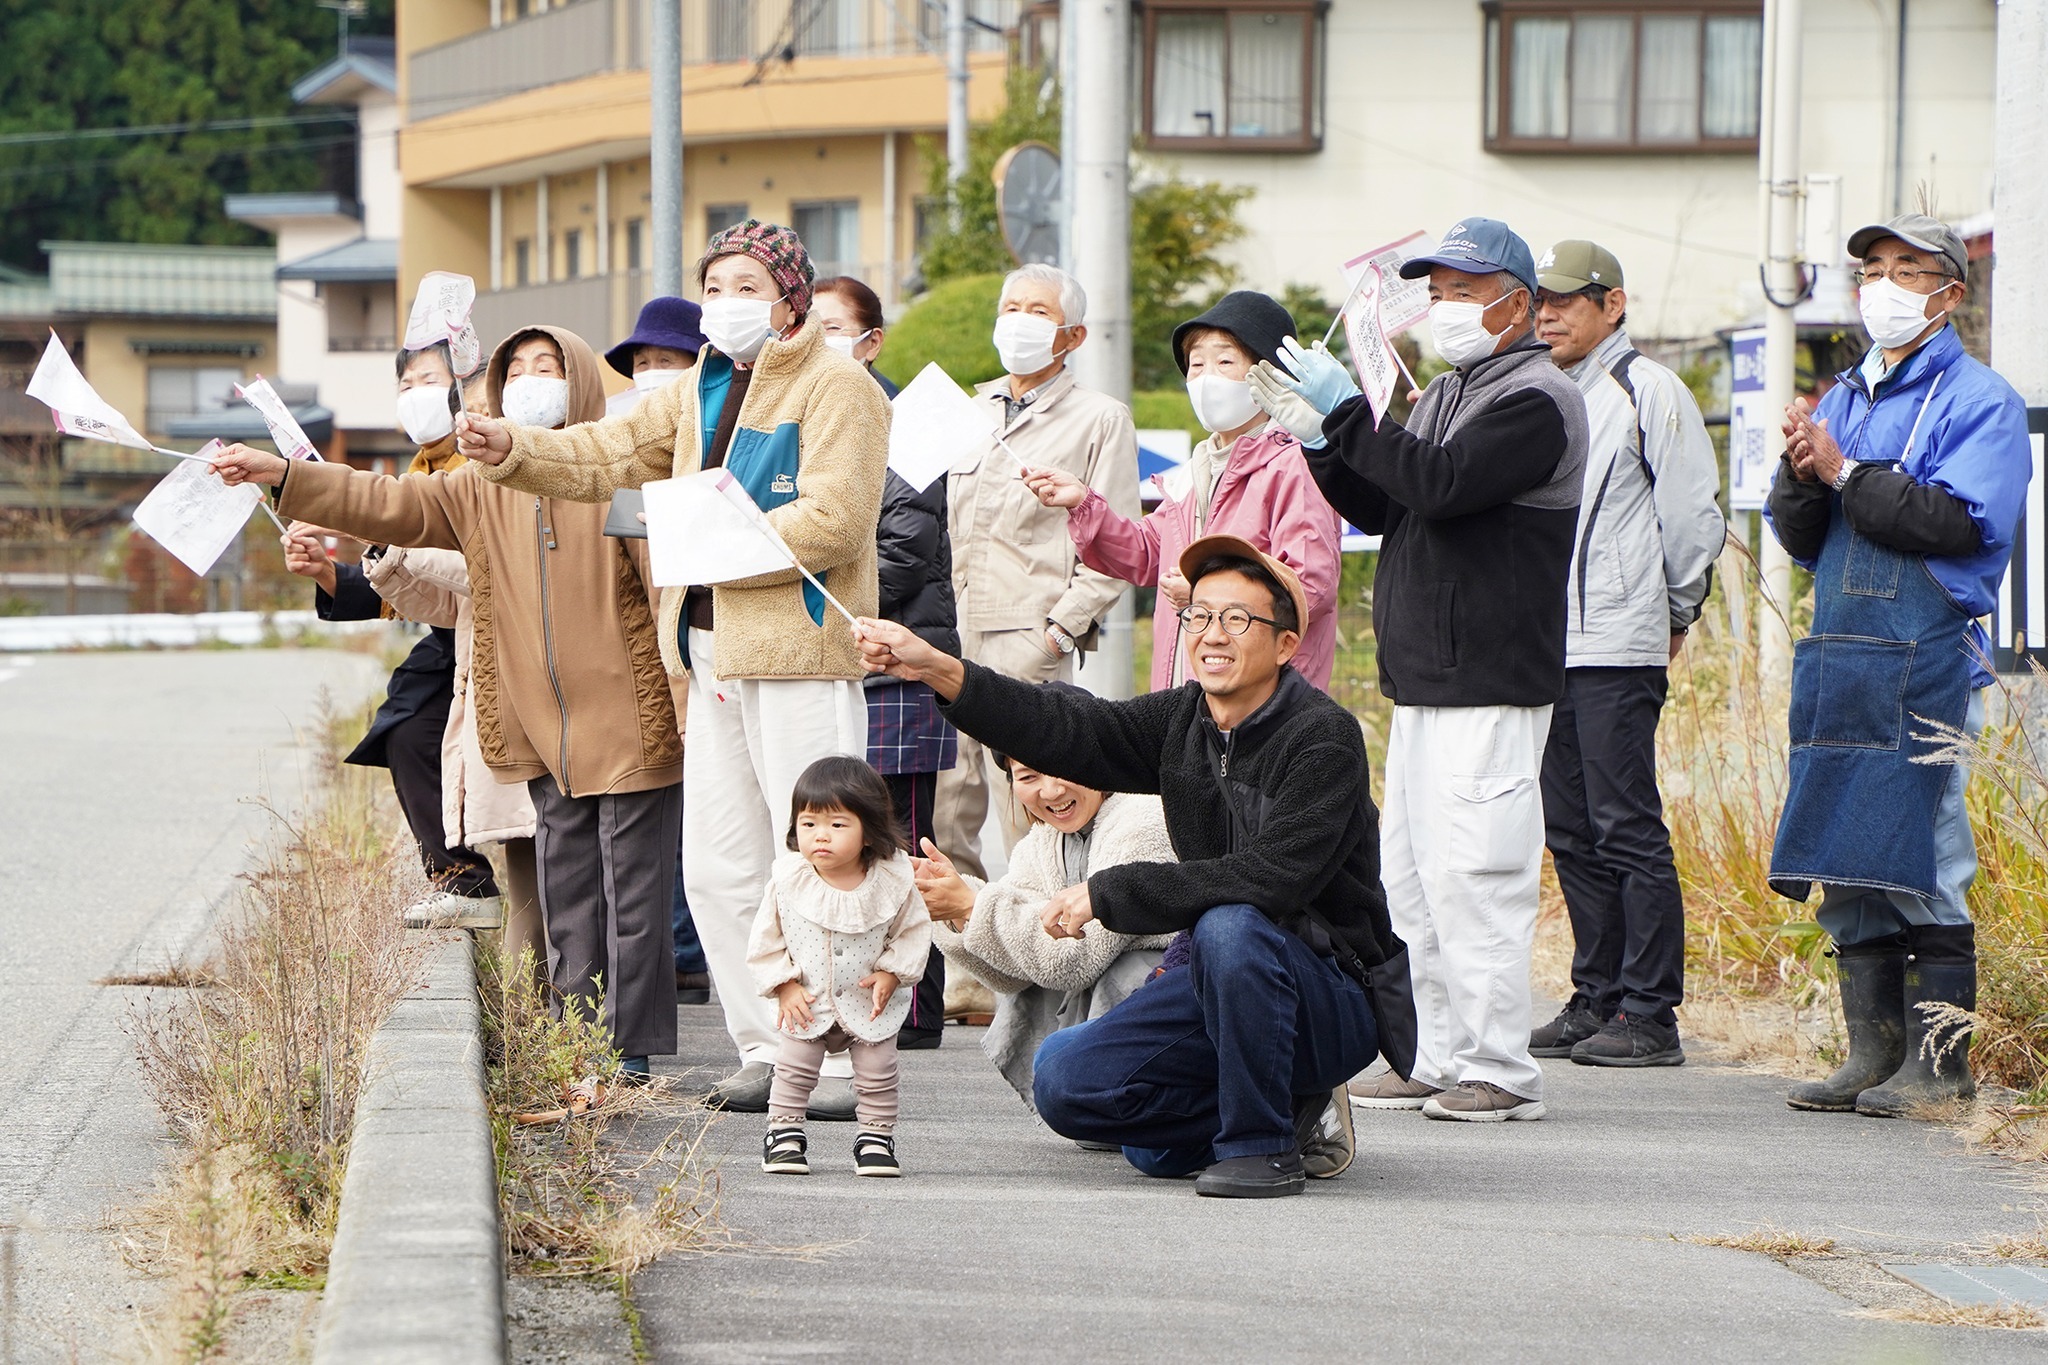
[212,325,687,1075]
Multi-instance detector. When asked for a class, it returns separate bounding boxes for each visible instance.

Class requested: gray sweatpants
[529,778,682,1058]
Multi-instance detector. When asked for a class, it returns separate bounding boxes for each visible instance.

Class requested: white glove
[1273,335,1361,413]
[1247,362,1331,450]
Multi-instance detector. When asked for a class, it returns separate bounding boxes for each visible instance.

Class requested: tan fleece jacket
[279,325,682,798]
[475,320,889,682]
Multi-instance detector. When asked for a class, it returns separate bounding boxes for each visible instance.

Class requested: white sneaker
[402,891,504,930]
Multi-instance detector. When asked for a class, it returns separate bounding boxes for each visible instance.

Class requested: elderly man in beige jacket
[936,263,1141,897]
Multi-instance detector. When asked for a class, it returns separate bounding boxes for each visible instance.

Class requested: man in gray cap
[1249,217,1589,1123]
[1765,213,2030,1118]
[1528,241,1726,1069]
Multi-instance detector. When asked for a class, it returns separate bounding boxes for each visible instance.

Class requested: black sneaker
[675,970,710,1005]
[1570,1012,1685,1068]
[762,1126,809,1175]
[853,1132,901,1177]
[1194,1150,1306,1199]
[1530,999,1604,1057]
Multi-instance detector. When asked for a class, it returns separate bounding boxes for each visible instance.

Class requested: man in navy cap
[1249,218,1588,1122]
[605,296,706,416]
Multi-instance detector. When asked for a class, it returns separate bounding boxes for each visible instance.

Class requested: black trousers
[1539,666,1685,1025]
[530,778,683,1058]
[385,689,498,899]
[885,770,945,1034]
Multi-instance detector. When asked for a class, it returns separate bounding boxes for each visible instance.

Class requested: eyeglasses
[1535,285,1608,311]
[1177,605,1282,636]
[1854,266,1957,288]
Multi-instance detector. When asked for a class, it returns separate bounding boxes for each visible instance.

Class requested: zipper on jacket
[1219,730,1234,778]
[535,497,572,794]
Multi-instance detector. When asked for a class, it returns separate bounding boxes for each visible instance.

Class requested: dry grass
[1857,1301,2047,1331]
[126,692,426,1361]
[1684,1226,1839,1259]
[477,941,729,1278]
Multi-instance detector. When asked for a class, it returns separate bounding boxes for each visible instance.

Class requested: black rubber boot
[1786,933,1908,1112]
[1856,923,1977,1118]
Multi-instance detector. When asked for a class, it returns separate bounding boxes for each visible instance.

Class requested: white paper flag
[25,330,157,452]
[403,271,481,378]
[131,441,264,575]
[642,470,793,589]
[234,376,322,462]
[1341,263,1397,428]
[1342,231,1432,335]
[887,362,993,493]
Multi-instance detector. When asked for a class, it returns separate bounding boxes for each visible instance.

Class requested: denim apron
[1769,380,1972,903]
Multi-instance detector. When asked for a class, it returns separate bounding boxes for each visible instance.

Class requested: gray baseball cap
[1847,213,1967,279]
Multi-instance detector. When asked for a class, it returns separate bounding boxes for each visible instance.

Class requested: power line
[0,112,354,150]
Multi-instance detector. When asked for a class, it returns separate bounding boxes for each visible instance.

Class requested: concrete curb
[314,930,505,1365]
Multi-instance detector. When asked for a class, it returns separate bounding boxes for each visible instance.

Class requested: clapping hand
[1274,335,1362,414]
[1782,398,1843,485]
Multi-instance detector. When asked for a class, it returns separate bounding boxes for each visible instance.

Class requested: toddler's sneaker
[761,1126,809,1175]
[853,1131,900,1177]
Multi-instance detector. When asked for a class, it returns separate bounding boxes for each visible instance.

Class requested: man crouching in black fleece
[855,534,1412,1198]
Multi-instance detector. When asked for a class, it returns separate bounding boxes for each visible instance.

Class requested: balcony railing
[407,0,1020,121]
[471,273,651,361]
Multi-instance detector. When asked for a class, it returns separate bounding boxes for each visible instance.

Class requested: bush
[876,273,1006,390]
[1131,388,1200,441]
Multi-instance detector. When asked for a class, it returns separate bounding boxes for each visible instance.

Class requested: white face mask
[701,295,783,362]
[1185,373,1261,436]
[396,385,455,444]
[633,368,685,392]
[501,374,570,429]
[1428,293,1520,368]
[1858,275,1956,350]
[822,330,872,360]
[993,312,1065,377]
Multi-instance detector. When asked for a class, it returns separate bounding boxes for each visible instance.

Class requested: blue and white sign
[1727,328,1773,511]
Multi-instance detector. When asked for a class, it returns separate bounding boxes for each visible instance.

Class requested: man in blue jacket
[1766,213,2032,1119]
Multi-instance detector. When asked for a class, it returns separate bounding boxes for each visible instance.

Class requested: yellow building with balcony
[395,0,1015,380]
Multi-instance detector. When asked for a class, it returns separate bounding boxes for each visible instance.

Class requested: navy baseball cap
[1398,218,1538,295]
[605,296,707,376]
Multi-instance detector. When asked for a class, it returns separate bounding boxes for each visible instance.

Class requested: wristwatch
[1830,459,1860,492]
[1046,621,1077,655]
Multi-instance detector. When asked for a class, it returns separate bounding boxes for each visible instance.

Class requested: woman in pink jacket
[1022,291,1342,691]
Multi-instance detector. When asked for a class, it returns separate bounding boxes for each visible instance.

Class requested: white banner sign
[888,363,993,494]
[1341,263,1397,427]
[25,330,156,453]
[1342,231,1431,335]
[131,441,264,576]
[234,375,322,462]
[1727,328,1773,511]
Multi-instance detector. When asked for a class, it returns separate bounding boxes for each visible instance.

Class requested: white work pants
[685,629,866,1070]
[1381,703,1552,1100]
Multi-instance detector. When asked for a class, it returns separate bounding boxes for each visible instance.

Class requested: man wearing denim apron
[1765,214,2031,1119]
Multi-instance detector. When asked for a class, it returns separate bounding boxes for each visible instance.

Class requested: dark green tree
[0,0,393,272]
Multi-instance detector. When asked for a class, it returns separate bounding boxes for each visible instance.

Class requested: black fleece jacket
[1307,341,1585,708]
[876,470,960,655]
[938,661,1400,979]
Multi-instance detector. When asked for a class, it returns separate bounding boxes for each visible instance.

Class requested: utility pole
[1994,0,2048,671]
[1065,0,1134,698]
[1756,0,1803,687]
[651,0,683,298]
[946,0,970,200]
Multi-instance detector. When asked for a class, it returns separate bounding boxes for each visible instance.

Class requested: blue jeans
[1818,690,1983,947]
[1031,904,1380,1174]
[671,827,706,975]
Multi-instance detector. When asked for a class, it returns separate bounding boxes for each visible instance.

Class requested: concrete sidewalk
[637,1002,2047,1364]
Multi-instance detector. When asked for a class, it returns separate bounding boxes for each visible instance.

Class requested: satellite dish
[993,141,1062,267]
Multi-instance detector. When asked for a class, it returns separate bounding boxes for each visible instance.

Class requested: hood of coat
[770,848,916,934]
[483,324,607,426]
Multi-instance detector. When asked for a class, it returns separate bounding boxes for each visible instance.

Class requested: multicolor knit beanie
[696,219,815,318]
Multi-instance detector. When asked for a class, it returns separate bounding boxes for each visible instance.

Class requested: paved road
[0,648,382,1363]
[640,1000,2048,1363]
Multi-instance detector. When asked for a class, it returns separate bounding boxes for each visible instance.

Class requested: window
[1483,4,1763,152]
[626,218,644,271]
[564,228,583,280]
[706,202,749,241]
[146,366,241,433]
[514,237,532,287]
[1143,2,1324,152]
[792,199,859,280]
[710,0,753,61]
[792,0,859,55]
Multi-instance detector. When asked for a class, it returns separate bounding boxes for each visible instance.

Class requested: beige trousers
[768,1027,901,1131]
[499,836,546,990]
[931,626,1072,880]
